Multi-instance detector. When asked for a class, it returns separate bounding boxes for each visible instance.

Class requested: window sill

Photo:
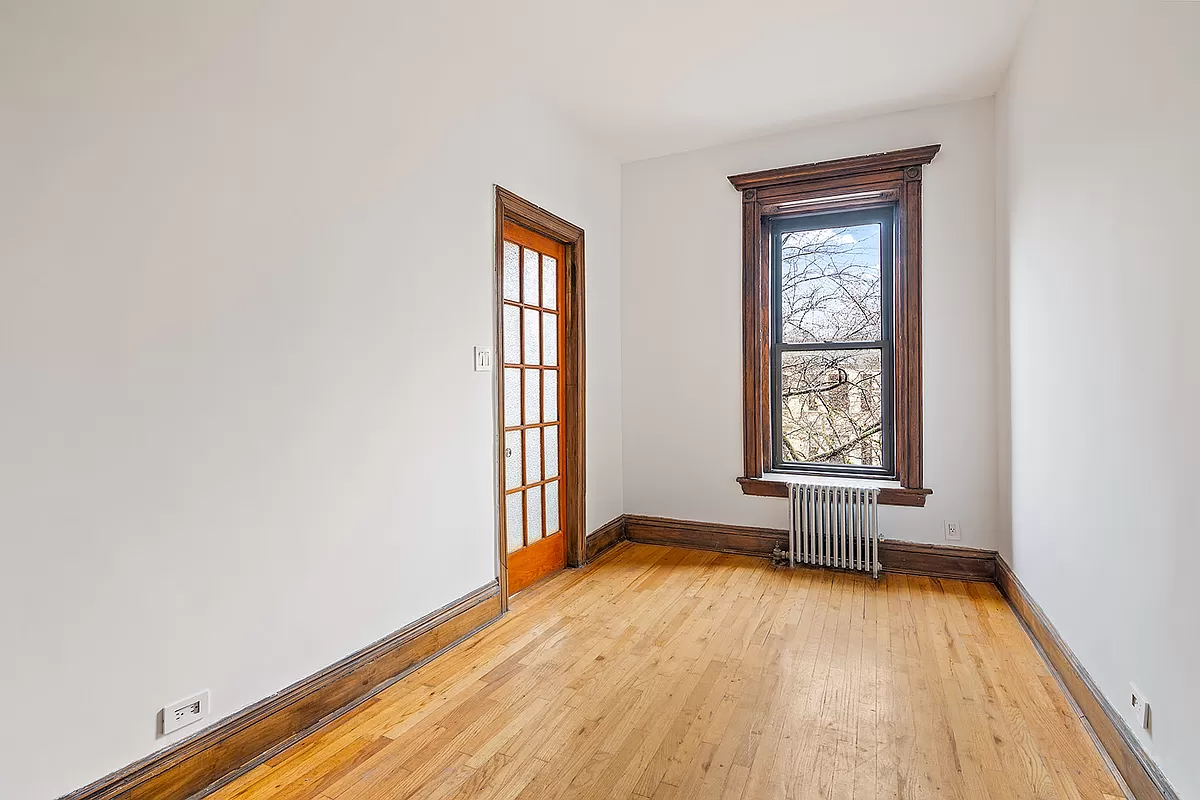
[736,476,932,507]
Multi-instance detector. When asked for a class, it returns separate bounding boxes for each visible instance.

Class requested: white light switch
[474,346,493,372]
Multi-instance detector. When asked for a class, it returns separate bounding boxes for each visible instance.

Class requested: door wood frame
[494,186,585,611]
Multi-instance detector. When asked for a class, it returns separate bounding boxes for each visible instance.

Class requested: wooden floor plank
[206,544,1126,800]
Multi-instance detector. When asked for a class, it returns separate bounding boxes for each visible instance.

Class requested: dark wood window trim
[728,146,940,508]
[494,186,585,610]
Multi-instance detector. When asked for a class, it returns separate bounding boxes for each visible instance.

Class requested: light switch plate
[474,346,493,372]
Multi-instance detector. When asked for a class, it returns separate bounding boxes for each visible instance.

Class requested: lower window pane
[544,425,559,479]
[543,370,558,422]
[525,427,542,483]
[526,485,543,542]
[779,349,884,468]
[506,492,524,553]
[545,480,559,535]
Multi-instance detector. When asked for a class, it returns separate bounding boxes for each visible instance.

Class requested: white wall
[0,4,622,798]
[998,1,1199,795]
[621,98,1000,549]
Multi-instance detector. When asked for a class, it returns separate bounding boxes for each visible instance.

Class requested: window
[729,146,940,507]
[772,206,894,476]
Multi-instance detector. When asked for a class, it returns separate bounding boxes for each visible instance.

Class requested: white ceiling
[5,1,1034,166]
[514,0,1035,161]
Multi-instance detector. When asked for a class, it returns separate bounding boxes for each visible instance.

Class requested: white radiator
[785,484,881,578]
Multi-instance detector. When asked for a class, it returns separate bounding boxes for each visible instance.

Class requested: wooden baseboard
[61,582,502,800]
[878,539,996,582]
[625,514,786,559]
[585,516,626,562]
[623,514,997,582]
[996,558,1177,800]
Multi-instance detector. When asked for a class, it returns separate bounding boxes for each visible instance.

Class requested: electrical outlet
[161,690,209,735]
[474,346,493,372]
[944,520,961,542]
[1130,683,1151,732]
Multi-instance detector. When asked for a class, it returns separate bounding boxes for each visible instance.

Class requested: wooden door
[500,220,566,595]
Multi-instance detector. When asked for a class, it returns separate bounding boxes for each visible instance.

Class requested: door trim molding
[494,186,586,611]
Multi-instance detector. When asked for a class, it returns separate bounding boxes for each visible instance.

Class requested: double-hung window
[771,206,894,476]
[730,146,940,506]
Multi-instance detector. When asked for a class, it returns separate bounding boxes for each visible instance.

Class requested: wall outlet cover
[161,690,210,736]
[1129,683,1151,732]
[944,520,962,542]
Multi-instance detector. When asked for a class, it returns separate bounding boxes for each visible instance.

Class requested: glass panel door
[500,221,565,595]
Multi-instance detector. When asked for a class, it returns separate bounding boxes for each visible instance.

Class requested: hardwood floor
[208,543,1126,800]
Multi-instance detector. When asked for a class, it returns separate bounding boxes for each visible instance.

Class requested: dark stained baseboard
[996,558,1177,800]
[585,515,627,562]
[878,539,997,582]
[60,582,502,800]
[625,514,787,559]
[624,514,998,582]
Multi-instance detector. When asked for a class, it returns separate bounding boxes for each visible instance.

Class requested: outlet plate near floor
[161,690,210,735]
[1129,683,1151,732]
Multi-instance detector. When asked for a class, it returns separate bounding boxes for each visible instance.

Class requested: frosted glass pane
[524,367,541,424]
[523,247,540,306]
[543,256,557,310]
[543,370,558,423]
[544,425,559,479]
[526,485,543,542]
[542,313,558,366]
[525,427,542,483]
[504,368,521,427]
[503,242,520,302]
[503,304,520,364]
[505,429,522,490]
[523,309,540,365]
[545,481,559,535]
[506,492,523,553]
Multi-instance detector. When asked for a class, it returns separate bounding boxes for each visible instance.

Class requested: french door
[500,220,566,595]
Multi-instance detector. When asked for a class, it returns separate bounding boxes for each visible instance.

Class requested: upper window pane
[502,242,520,302]
[523,248,540,306]
[779,224,882,344]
